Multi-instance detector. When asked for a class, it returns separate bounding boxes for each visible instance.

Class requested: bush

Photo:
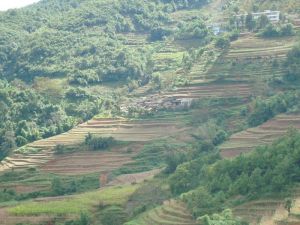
[149,27,172,41]
[285,45,300,81]
[65,213,91,225]
[100,206,128,225]
[85,133,116,151]
[247,92,300,127]
[215,36,230,49]
[54,144,67,155]
[259,23,295,38]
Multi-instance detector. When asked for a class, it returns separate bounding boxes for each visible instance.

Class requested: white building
[252,10,280,23]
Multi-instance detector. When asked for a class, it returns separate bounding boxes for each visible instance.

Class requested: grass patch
[14,146,42,154]
[8,185,139,216]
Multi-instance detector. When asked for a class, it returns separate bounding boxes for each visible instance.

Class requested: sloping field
[225,36,295,59]
[0,118,184,172]
[0,209,53,225]
[106,168,162,186]
[164,82,252,99]
[126,199,197,225]
[234,186,300,225]
[2,185,138,225]
[30,118,184,148]
[41,143,144,175]
[233,199,283,225]
[220,114,300,158]
[0,149,55,172]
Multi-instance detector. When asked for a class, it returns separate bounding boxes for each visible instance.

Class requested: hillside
[0,0,300,225]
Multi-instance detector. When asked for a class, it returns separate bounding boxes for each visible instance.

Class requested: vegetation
[0,79,118,160]
[8,185,138,216]
[246,91,300,127]
[170,130,300,218]
[0,0,300,224]
[285,44,300,81]
[198,209,248,225]
[85,133,116,151]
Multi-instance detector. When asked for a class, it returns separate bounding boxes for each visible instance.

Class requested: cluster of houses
[120,94,193,115]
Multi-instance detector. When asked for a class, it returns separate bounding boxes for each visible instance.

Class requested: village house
[252,10,280,23]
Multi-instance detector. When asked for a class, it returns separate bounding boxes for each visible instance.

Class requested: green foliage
[176,18,210,40]
[215,36,230,49]
[126,178,171,218]
[247,91,300,127]
[51,178,65,196]
[0,0,174,85]
[161,0,209,10]
[172,130,300,217]
[169,153,220,194]
[84,133,116,151]
[0,80,117,159]
[100,206,128,225]
[285,44,300,81]
[259,23,295,38]
[65,213,91,225]
[198,209,248,225]
[150,27,173,41]
[0,189,17,203]
[54,144,68,155]
[245,13,256,31]
[284,198,293,214]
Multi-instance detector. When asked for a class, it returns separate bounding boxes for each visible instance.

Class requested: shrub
[285,45,300,81]
[100,206,128,225]
[215,36,230,49]
[149,27,172,41]
[259,23,295,38]
[54,144,67,155]
[85,133,116,151]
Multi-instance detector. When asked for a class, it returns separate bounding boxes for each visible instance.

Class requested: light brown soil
[220,114,300,158]
[106,168,162,186]
[41,143,144,175]
[0,184,48,194]
[0,207,53,225]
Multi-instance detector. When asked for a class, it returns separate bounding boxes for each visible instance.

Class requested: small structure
[252,10,280,23]
[237,10,280,23]
[208,23,224,35]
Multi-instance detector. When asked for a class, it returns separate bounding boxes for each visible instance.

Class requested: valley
[0,0,300,225]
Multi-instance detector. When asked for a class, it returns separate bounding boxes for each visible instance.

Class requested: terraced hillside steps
[0,118,184,172]
[233,185,300,225]
[129,199,197,225]
[225,36,295,59]
[220,114,300,158]
[233,200,283,225]
[0,149,54,172]
[28,118,183,149]
[40,144,143,175]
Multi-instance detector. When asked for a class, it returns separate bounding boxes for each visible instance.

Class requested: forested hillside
[0,0,300,225]
[0,0,213,158]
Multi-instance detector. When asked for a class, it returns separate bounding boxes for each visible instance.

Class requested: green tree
[286,45,300,81]
[51,178,64,195]
[245,13,255,31]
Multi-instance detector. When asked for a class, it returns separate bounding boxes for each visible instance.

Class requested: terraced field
[0,118,185,172]
[220,114,300,158]
[233,186,300,225]
[41,143,143,175]
[106,168,161,186]
[126,199,197,225]
[225,36,295,59]
[0,210,53,225]
[233,199,283,225]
